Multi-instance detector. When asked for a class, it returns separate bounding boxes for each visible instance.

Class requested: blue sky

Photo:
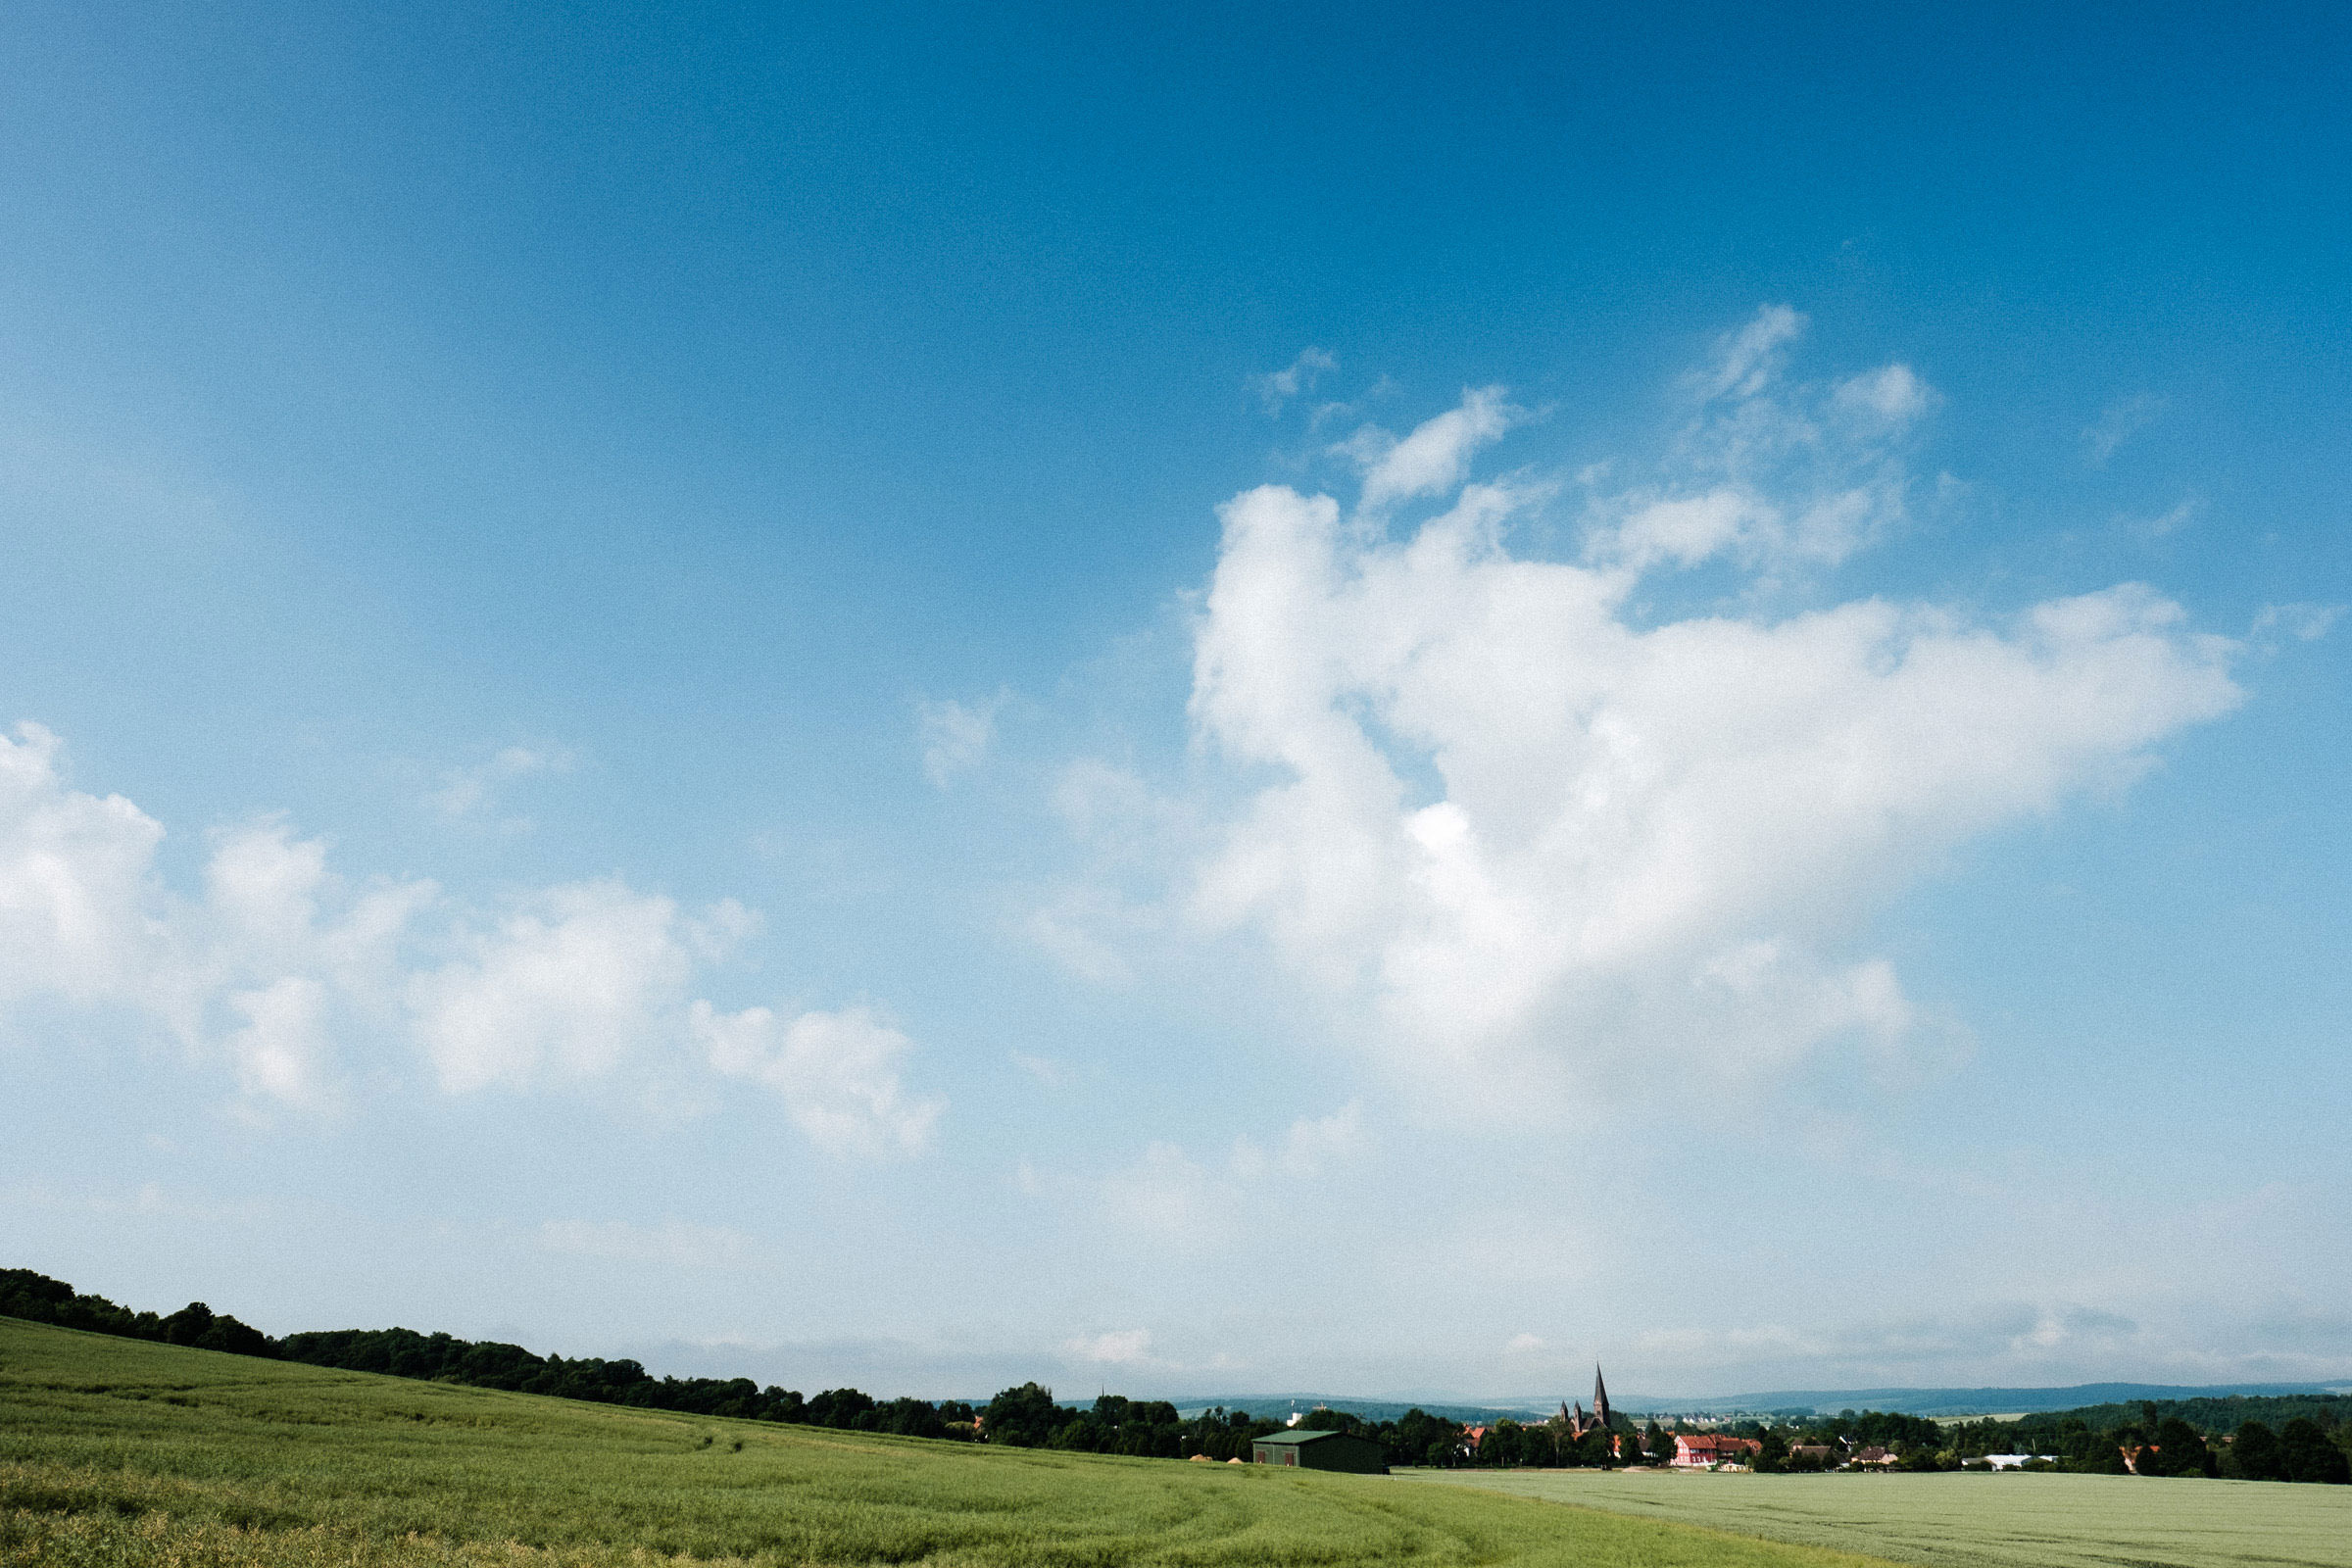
[3,0,2347,1400]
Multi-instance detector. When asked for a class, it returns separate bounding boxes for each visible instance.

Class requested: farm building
[1250,1430,1389,1473]
[1672,1434,1762,1468]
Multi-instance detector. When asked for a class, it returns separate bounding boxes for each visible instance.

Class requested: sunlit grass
[1,1318,1892,1567]
[1402,1462,2352,1568]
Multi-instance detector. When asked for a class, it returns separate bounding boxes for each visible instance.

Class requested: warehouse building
[1250,1429,1389,1473]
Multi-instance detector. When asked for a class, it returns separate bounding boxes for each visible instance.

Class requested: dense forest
[5,1267,2346,1481]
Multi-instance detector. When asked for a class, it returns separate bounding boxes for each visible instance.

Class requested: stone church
[1556,1365,1613,1440]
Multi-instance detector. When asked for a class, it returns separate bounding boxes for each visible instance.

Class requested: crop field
[1400,1464,2352,1568]
[0,1318,1890,1568]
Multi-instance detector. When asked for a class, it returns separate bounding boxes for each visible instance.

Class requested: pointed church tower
[1592,1364,1611,1430]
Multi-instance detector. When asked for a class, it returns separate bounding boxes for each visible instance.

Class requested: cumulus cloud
[0,722,170,1006]
[1063,313,2243,1120]
[0,722,938,1145]
[696,1002,942,1158]
[0,737,432,1110]
[410,881,747,1094]
[1832,363,1936,425]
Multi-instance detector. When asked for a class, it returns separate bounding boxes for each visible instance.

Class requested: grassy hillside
[1403,1465,2352,1568]
[0,1317,1886,1568]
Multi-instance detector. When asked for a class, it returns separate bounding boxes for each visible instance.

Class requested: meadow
[0,1317,1886,1568]
[1402,1464,2352,1568]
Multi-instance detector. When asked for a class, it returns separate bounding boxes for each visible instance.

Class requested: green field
[0,1318,1886,1568]
[1401,1465,2352,1568]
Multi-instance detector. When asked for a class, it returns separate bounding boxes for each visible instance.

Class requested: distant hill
[1613,1382,2352,1417]
[1152,1381,2352,1422]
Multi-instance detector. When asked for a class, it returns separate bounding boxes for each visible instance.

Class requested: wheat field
[2,1318,1887,1568]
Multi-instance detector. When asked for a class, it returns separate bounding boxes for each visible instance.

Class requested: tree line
[1718,1399,2351,1483]
[6,1268,2344,1482]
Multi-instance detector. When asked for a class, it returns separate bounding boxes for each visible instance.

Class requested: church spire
[1592,1363,1610,1428]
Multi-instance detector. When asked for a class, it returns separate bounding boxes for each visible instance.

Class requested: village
[1236,1369,2080,1476]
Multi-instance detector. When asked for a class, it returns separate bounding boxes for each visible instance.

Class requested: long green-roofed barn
[1251,1428,1390,1473]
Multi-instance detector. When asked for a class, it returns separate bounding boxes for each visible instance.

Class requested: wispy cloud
[1065,1327,1153,1364]
[2123,496,2201,538]
[1250,348,1337,416]
[1102,1104,1368,1250]
[2083,393,2168,466]
[917,690,1009,787]
[2252,602,2344,644]
[539,1217,764,1270]
[1335,384,1524,514]
[427,744,573,827]
[1592,305,1935,571]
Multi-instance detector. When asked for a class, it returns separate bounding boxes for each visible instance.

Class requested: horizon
[4,2,2347,1401]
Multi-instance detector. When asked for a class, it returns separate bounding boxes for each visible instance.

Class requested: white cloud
[696,1002,942,1158]
[1592,308,1932,572]
[1696,304,1804,402]
[1832,363,1935,425]
[2084,393,2168,466]
[0,721,169,1006]
[0,735,434,1108]
[409,880,738,1094]
[1250,348,1337,416]
[2127,496,2201,538]
[1506,1332,1546,1353]
[1231,1101,1366,1180]
[917,690,1008,787]
[2252,602,2343,643]
[1342,386,1523,514]
[221,975,331,1106]
[0,722,925,1147]
[1074,315,2242,1121]
[428,745,571,825]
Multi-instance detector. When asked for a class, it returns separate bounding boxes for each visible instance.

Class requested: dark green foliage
[2012,1392,2350,1445]
[980,1381,1061,1446]
[0,1270,276,1361]
[2149,1418,2216,1478]
[2278,1418,2352,1485]
[2230,1420,2285,1480]
[1389,1406,1463,1468]
[1645,1420,1676,1463]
